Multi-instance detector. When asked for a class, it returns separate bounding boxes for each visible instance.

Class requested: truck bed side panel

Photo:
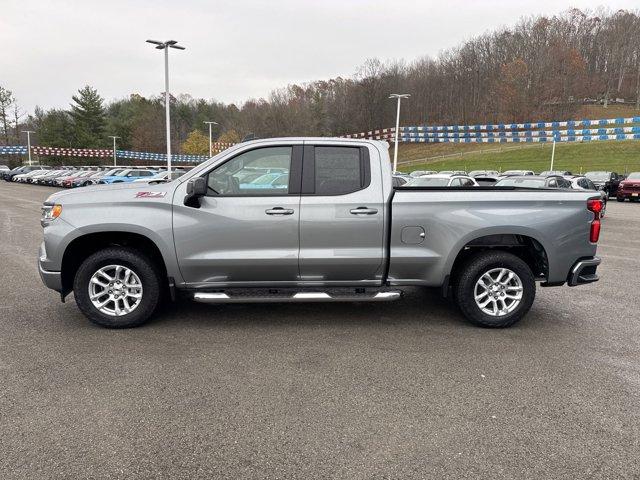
[389,190,598,286]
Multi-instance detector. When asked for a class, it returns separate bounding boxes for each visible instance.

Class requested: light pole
[550,140,556,171]
[108,136,120,167]
[22,130,34,165]
[146,39,186,175]
[389,94,410,173]
[204,121,218,157]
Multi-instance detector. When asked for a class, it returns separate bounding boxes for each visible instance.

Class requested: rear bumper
[567,256,601,286]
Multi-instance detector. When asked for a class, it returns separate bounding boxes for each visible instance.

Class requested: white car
[503,170,534,176]
[409,170,437,178]
[0,165,10,172]
[406,174,478,187]
[14,169,49,182]
[567,176,607,217]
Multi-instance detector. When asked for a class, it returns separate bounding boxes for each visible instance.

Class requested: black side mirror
[184,177,207,207]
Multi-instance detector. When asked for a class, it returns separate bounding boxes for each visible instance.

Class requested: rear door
[298,142,385,284]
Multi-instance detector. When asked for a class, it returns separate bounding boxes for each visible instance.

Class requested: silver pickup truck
[38,138,602,329]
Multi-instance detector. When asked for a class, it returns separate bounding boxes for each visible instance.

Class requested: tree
[182,129,209,155]
[33,107,76,147]
[0,86,14,145]
[70,85,106,147]
[216,129,241,144]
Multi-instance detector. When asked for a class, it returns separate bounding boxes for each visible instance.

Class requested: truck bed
[387,187,599,287]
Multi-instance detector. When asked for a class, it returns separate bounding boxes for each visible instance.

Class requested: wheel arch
[60,231,170,298]
[445,232,549,295]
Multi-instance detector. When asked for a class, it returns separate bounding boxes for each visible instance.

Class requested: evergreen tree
[70,86,106,147]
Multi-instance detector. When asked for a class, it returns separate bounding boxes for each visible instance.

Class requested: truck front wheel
[454,251,536,328]
[73,247,161,328]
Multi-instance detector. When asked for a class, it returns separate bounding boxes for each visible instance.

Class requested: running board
[193,290,402,304]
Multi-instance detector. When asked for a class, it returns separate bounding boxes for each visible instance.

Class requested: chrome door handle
[265,207,294,215]
[350,207,378,215]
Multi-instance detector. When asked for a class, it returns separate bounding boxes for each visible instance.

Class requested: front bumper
[567,256,601,286]
[38,243,62,292]
[618,190,640,199]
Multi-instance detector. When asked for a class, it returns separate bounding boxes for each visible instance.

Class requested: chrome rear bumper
[568,257,601,286]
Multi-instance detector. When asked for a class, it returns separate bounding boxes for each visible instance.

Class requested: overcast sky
[2,0,638,114]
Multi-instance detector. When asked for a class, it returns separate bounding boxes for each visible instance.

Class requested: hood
[620,179,640,187]
[45,181,165,204]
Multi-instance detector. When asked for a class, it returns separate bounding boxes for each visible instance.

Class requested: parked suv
[584,171,622,199]
[616,172,640,202]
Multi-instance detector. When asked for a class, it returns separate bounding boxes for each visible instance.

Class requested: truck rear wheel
[454,251,535,328]
[73,247,161,328]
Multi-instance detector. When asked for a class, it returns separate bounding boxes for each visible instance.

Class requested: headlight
[41,203,62,225]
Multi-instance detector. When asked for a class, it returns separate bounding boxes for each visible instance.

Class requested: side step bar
[193,291,402,304]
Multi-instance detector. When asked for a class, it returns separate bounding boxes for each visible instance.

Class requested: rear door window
[315,147,361,195]
[303,146,370,195]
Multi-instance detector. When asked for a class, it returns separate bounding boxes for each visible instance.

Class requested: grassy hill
[396,105,640,174]
[396,140,640,175]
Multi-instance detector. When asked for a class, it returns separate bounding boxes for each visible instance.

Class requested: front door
[298,143,385,284]
[173,144,302,286]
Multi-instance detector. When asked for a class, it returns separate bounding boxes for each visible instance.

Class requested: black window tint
[315,147,361,195]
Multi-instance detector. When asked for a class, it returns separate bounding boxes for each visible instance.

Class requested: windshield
[585,171,610,181]
[626,172,640,180]
[496,178,546,188]
[406,177,451,187]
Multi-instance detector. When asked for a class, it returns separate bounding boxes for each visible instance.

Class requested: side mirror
[184,177,207,207]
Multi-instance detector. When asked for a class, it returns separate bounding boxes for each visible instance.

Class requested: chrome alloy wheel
[88,265,143,316]
[474,267,523,317]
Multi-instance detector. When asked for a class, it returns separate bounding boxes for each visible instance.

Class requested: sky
[2,0,639,114]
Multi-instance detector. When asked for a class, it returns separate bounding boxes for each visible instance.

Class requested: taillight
[587,198,603,243]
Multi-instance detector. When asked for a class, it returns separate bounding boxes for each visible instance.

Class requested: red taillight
[587,198,603,243]
[590,219,601,243]
[587,199,603,215]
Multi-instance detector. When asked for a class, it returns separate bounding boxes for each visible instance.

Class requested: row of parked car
[392,169,640,203]
[0,165,189,186]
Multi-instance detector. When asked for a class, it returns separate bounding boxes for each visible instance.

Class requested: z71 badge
[135,191,166,198]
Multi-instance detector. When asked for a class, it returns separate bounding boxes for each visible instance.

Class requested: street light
[389,93,410,173]
[146,39,186,175]
[21,130,34,166]
[203,121,218,157]
[108,136,120,167]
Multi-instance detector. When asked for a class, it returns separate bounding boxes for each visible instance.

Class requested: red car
[617,172,640,202]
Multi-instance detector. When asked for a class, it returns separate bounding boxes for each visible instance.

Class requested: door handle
[350,207,378,215]
[265,207,294,215]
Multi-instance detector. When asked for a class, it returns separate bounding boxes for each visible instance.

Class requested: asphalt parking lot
[1,181,639,479]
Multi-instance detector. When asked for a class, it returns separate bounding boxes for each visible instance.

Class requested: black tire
[73,247,162,328]
[617,197,625,202]
[454,251,536,328]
